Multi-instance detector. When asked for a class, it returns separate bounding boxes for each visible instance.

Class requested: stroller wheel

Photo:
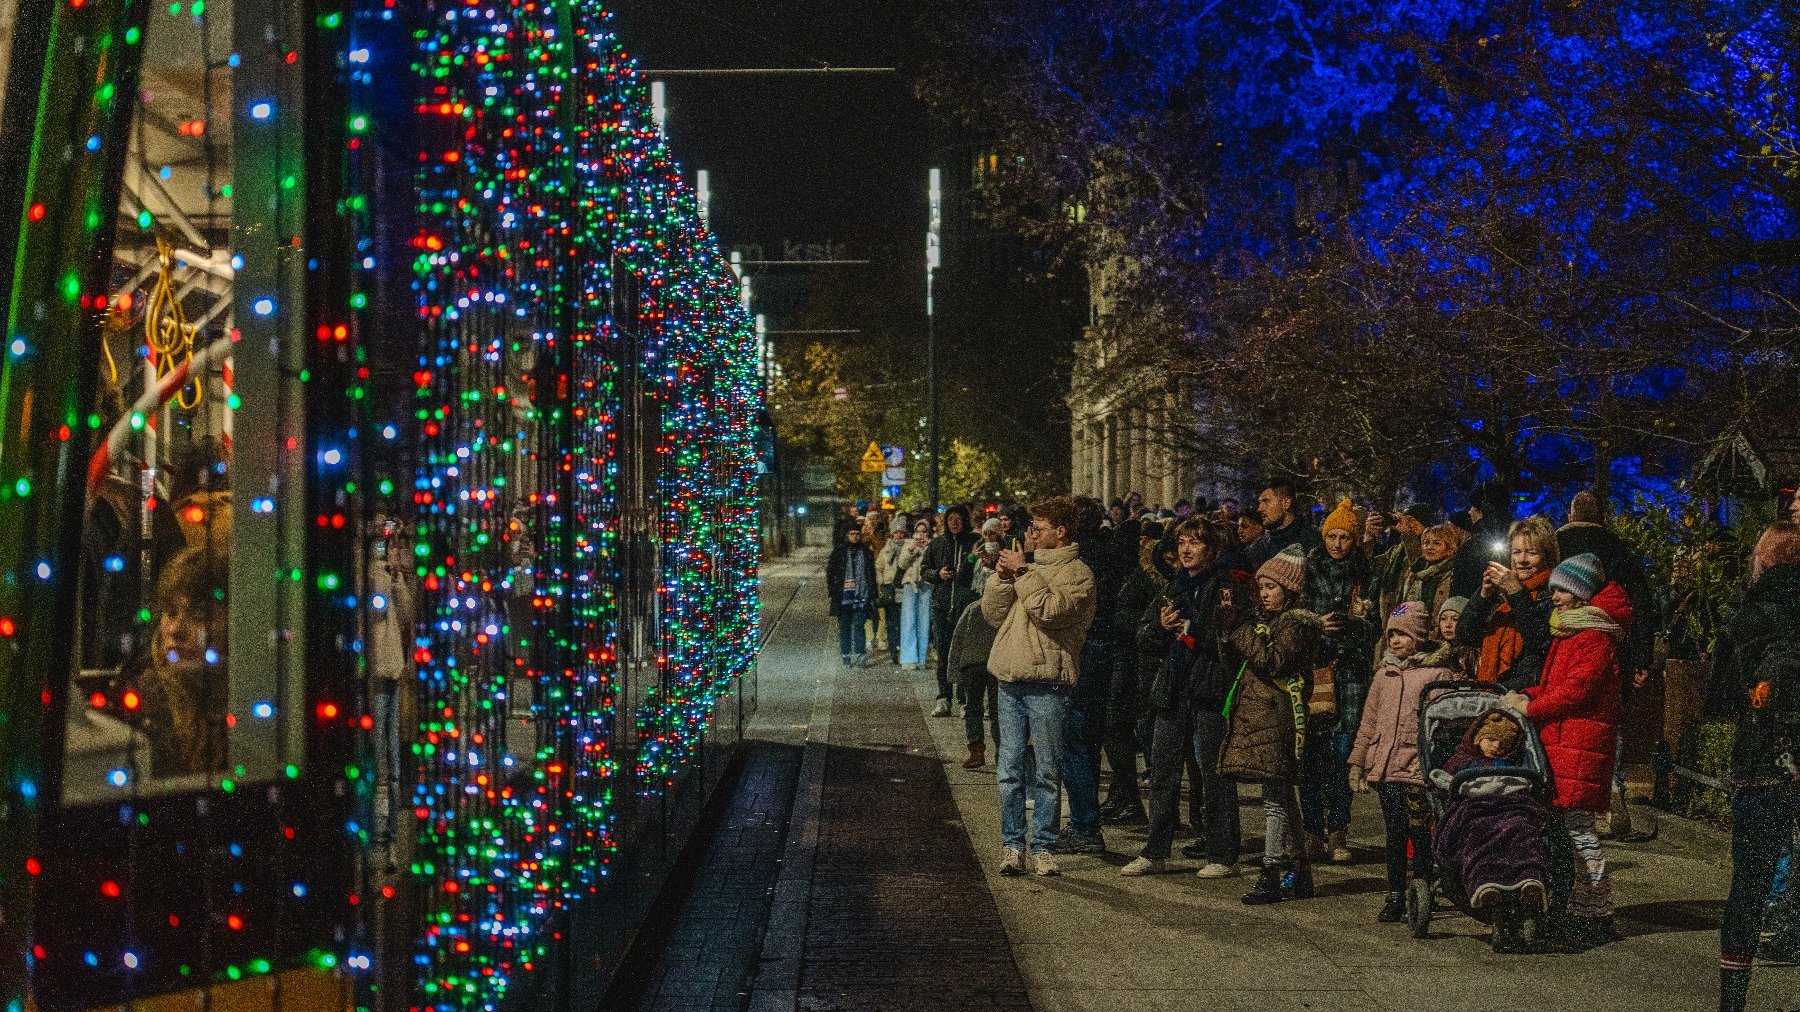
[1491,920,1517,953]
[1407,879,1432,939]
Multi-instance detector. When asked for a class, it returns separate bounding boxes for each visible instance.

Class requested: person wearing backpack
[1709,523,1800,1012]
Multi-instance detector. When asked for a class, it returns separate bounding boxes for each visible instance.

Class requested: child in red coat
[1503,552,1629,946]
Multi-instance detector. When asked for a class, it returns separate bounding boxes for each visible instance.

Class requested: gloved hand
[1501,691,1531,715]
[1348,765,1369,794]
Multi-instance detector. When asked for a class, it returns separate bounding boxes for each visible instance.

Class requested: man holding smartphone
[982,496,1097,877]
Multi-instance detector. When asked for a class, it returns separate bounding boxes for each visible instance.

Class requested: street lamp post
[927,167,941,513]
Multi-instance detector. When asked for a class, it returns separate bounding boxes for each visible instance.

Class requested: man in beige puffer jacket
[981,495,1097,877]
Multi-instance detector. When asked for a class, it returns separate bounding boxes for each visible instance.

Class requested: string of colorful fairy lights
[399,1,760,1008]
[0,0,756,1005]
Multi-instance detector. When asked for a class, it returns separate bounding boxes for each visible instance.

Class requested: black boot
[1378,891,1406,923]
[1284,861,1315,900]
[1241,861,1287,905]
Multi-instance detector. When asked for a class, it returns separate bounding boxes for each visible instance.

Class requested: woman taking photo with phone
[1454,514,1560,690]
[895,518,934,670]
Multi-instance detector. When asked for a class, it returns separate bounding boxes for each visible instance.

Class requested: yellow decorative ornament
[144,238,201,410]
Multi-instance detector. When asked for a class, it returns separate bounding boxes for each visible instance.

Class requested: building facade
[1068,263,1241,510]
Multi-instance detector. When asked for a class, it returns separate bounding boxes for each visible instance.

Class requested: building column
[1070,416,1087,497]
[1094,412,1108,500]
[1127,406,1147,505]
[1166,397,1180,507]
[1088,421,1104,499]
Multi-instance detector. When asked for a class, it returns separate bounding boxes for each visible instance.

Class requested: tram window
[64,0,303,803]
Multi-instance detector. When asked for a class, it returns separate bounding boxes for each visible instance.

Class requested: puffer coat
[1349,647,1462,786]
[1524,583,1631,811]
[980,544,1097,687]
[1217,608,1324,782]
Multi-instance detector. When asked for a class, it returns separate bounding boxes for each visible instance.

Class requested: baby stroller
[1411,681,1571,950]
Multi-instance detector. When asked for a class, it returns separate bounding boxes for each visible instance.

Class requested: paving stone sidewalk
[639,549,1030,1012]
[904,664,1800,1012]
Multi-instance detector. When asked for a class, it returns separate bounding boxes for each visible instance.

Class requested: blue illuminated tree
[922,0,1800,500]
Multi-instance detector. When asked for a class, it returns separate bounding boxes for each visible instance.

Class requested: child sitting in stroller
[1433,710,1554,945]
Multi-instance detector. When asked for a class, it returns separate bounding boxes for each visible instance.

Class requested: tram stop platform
[619,548,1798,1012]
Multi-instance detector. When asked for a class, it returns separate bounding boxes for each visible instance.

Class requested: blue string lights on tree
[396,0,760,1006]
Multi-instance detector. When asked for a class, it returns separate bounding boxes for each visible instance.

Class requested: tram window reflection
[130,545,230,777]
[63,0,302,803]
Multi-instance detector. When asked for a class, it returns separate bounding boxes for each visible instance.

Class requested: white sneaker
[1195,862,1240,879]
[1119,856,1167,877]
[932,699,952,718]
[1032,851,1060,877]
[999,847,1024,876]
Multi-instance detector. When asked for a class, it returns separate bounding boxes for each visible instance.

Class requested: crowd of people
[827,483,1800,1010]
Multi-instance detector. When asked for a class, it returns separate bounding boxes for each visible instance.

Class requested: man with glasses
[981,496,1098,877]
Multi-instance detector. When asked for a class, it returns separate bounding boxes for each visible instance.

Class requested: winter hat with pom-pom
[1256,544,1307,595]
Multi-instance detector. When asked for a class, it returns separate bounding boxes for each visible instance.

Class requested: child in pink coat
[1350,601,1465,922]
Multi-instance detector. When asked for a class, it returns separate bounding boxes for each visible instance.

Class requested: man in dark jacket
[1102,522,1174,822]
[1557,491,1656,679]
[826,526,877,667]
[1246,480,1321,568]
[924,505,981,715]
[1056,499,1128,854]
[1451,482,1515,600]
[1119,518,1249,878]
[1556,489,1659,837]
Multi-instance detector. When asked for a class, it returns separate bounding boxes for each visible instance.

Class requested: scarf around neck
[1550,603,1623,640]
[1476,568,1551,683]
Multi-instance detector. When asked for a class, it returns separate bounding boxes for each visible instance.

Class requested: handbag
[1309,660,1338,722]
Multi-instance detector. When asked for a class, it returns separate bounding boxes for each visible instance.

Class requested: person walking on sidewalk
[895,518,934,669]
[1709,523,1800,1012]
[826,526,876,667]
[1220,543,1324,904]
[982,495,1097,877]
[926,505,981,715]
[876,514,909,665]
[1120,518,1248,880]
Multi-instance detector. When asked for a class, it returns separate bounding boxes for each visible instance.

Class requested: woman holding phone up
[895,519,934,670]
[1453,515,1560,690]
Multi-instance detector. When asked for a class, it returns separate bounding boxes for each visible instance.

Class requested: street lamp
[927,167,941,512]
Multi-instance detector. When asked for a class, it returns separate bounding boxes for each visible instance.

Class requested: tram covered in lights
[0,0,761,1008]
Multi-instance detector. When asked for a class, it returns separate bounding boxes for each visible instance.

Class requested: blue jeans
[997,681,1069,852]
[898,585,932,666]
[1299,727,1355,836]
[837,605,867,661]
[1061,640,1110,837]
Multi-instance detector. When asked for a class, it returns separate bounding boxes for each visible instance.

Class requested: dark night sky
[607,1,931,275]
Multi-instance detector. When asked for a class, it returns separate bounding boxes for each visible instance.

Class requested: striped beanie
[1549,552,1607,601]
[1256,544,1307,595]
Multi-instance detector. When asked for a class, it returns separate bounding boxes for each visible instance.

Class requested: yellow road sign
[860,441,885,472]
